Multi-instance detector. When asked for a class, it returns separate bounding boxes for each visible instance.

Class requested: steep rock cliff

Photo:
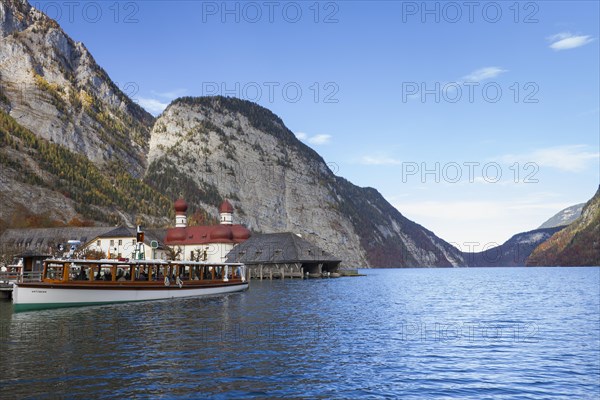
[146,97,465,268]
[0,0,153,175]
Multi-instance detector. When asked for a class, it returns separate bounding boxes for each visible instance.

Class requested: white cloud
[295,132,331,145]
[496,145,599,172]
[548,32,595,50]
[151,88,188,99]
[138,88,188,115]
[360,155,402,165]
[138,97,170,115]
[462,67,508,82]
[308,134,332,145]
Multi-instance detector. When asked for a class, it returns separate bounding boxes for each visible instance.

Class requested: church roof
[219,199,234,213]
[174,198,188,213]
[165,224,250,245]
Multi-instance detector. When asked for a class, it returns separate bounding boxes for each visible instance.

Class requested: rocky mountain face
[464,227,565,267]
[538,203,584,229]
[527,187,600,266]
[146,97,465,268]
[0,1,466,268]
[0,0,153,173]
[0,0,170,229]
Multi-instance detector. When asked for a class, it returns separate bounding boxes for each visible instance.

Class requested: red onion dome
[166,227,186,242]
[174,198,188,213]
[231,225,251,241]
[210,225,233,241]
[219,199,234,214]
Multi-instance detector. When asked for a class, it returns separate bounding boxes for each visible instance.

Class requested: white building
[81,226,168,260]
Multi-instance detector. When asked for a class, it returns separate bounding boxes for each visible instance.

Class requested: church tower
[174,198,188,228]
[219,200,234,225]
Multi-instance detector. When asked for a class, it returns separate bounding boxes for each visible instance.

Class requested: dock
[0,282,13,299]
[226,233,342,281]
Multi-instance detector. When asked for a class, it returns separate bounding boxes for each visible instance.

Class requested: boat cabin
[41,259,247,285]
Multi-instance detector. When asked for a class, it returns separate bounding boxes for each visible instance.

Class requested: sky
[37,0,600,248]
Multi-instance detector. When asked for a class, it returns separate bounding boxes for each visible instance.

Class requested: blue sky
[40,0,599,247]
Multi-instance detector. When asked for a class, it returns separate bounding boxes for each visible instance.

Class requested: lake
[0,267,599,399]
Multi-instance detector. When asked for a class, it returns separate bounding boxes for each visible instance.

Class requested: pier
[226,233,342,280]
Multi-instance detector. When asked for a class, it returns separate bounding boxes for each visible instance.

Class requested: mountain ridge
[527,186,600,266]
[464,226,565,267]
[538,203,585,229]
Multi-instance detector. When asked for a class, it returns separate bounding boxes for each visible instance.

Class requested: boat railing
[22,271,43,282]
[0,268,43,283]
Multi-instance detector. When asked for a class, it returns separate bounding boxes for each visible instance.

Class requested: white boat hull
[13,282,248,311]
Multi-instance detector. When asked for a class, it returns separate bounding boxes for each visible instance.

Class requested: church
[164,199,251,263]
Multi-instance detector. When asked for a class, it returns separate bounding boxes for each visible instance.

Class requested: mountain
[464,226,565,267]
[146,97,466,268]
[538,203,585,229]
[0,0,171,229]
[0,1,466,268]
[0,0,154,172]
[527,187,600,266]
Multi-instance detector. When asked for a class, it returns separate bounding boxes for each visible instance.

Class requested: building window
[97,240,101,247]
[110,240,114,246]
[118,239,122,246]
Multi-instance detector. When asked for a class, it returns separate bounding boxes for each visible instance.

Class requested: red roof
[219,200,234,213]
[165,224,251,245]
[174,198,188,213]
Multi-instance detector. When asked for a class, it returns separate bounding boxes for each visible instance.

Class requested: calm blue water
[0,267,599,399]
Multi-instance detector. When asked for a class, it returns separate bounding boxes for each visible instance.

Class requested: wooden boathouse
[225,232,341,279]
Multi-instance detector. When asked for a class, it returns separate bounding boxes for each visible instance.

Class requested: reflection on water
[1,268,599,399]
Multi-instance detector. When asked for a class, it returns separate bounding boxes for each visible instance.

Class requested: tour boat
[12,258,249,311]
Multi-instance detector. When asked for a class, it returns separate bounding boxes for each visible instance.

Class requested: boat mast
[134,226,145,260]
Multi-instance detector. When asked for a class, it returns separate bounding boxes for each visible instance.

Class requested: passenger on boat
[76,268,87,281]
[117,269,126,281]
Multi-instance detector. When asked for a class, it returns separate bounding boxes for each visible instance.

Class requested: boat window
[188,265,199,280]
[116,268,127,281]
[94,265,113,281]
[45,264,64,281]
[70,264,89,281]
[181,265,191,280]
[135,265,149,281]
